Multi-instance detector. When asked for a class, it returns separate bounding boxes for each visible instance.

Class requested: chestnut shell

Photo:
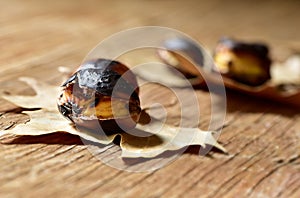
[214,37,271,86]
[57,59,141,134]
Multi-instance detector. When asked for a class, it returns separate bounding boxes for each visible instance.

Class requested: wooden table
[0,0,299,197]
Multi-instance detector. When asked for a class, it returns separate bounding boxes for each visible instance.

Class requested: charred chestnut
[214,37,271,86]
[57,59,141,133]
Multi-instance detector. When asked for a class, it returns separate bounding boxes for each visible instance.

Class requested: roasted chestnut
[214,37,271,86]
[57,59,141,133]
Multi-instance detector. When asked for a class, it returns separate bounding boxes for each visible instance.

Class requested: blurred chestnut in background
[214,37,271,86]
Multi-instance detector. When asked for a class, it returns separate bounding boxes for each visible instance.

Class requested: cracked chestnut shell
[57,59,141,133]
[214,37,271,86]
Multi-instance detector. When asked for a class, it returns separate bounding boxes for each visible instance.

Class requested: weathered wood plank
[0,0,299,197]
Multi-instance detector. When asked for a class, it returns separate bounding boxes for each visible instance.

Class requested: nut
[214,37,271,86]
[57,59,141,133]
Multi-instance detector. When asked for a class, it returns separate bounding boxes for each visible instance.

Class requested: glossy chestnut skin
[57,59,141,134]
[214,37,271,86]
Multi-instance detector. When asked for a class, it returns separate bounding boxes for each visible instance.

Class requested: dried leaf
[124,121,224,158]
[0,77,226,158]
[0,110,114,144]
[271,54,300,85]
[2,77,60,111]
[155,46,300,108]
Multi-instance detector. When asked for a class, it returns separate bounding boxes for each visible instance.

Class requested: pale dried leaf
[2,77,60,111]
[0,77,225,158]
[122,120,224,157]
[0,110,114,144]
[271,54,300,85]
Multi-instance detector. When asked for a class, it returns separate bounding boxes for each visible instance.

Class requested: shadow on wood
[0,132,84,145]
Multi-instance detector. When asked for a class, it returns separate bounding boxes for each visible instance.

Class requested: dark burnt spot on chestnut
[73,59,138,97]
[62,73,77,87]
[219,37,270,59]
[93,97,100,107]
[57,103,73,121]
[58,103,70,116]
[227,60,233,68]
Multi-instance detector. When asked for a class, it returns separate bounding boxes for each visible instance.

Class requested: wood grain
[0,0,300,197]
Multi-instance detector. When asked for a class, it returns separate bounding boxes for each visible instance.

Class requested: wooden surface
[1,0,300,197]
